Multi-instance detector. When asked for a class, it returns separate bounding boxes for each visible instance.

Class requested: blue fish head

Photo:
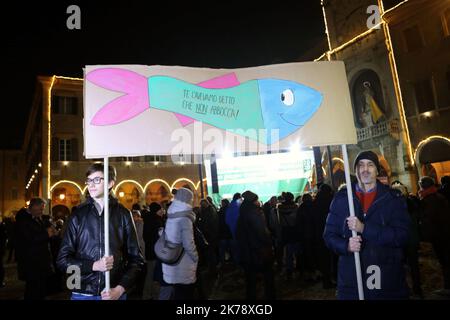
[257,79,323,143]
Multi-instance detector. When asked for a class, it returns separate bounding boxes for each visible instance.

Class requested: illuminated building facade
[316,0,450,191]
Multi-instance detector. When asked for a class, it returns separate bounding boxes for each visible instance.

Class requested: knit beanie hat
[419,176,435,190]
[242,190,258,202]
[354,150,380,174]
[174,187,194,204]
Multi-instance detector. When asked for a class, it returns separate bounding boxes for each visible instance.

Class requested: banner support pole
[104,157,110,292]
[341,144,365,300]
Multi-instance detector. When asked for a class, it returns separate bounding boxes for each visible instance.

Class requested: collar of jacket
[355,183,377,194]
[418,185,438,200]
[85,195,119,215]
[337,181,391,217]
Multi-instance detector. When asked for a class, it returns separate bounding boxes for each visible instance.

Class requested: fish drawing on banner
[86,68,323,144]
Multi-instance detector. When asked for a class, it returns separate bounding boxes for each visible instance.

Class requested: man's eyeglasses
[85,177,104,185]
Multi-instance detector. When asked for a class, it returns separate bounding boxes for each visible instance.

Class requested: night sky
[0,1,325,149]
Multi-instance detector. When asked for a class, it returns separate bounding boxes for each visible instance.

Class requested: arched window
[351,70,386,128]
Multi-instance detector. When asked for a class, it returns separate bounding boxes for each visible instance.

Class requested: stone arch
[415,136,450,182]
[171,178,196,191]
[144,179,171,205]
[50,180,83,212]
[114,180,144,209]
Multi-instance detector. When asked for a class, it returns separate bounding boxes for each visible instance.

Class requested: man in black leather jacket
[57,163,144,300]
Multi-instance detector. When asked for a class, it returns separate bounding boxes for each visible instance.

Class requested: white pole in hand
[104,157,110,292]
[341,144,365,300]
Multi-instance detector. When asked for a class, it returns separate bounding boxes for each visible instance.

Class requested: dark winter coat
[323,182,410,300]
[197,205,219,245]
[296,199,315,242]
[15,210,53,280]
[236,201,273,271]
[278,201,298,244]
[226,199,241,239]
[142,209,164,260]
[218,206,232,240]
[420,191,450,245]
[0,222,7,255]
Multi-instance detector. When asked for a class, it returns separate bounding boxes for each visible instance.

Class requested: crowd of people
[0,150,449,300]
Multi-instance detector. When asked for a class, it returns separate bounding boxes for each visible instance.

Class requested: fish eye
[281,89,294,106]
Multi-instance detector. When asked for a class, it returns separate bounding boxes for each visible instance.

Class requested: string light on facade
[378,0,415,166]
[381,0,409,17]
[316,0,415,167]
[171,178,197,191]
[47,76,56,199]
[143,179,172,193]
[321,0,332,51]
[50,180,83,194]
[113,180,145,195]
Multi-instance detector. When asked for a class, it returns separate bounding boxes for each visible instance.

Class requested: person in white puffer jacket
[162,187,198,300]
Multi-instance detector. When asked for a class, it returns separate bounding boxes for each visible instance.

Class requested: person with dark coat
[225,193,241,239]
[278,192,299,280]
[4,216,15,263]
[198,199,219,274]
[264,196,282,271]
[206,196,218,212]
[236,191,275,300]
[439,175,450,204]
[0,219,6,287]
[296,193,316,281]
[392,182,423,298]
[263,196,277,230]
[141,202,164,299]
[324,150,410,300]
[57,163,144,300]
[13,207,28,281]
[313,184,336,288]
[15,198,56,299]
[419,176,450,294]
[218,199,233,264]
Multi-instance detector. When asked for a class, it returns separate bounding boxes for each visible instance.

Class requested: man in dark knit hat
[324,150,411,300]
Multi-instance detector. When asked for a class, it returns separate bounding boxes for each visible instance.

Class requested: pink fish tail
[87,68,149,125]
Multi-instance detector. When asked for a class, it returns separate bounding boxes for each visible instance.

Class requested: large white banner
[84,62,356,158]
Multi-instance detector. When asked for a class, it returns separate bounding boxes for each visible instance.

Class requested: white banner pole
[104,157,110,292]
[341,144,365,300]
